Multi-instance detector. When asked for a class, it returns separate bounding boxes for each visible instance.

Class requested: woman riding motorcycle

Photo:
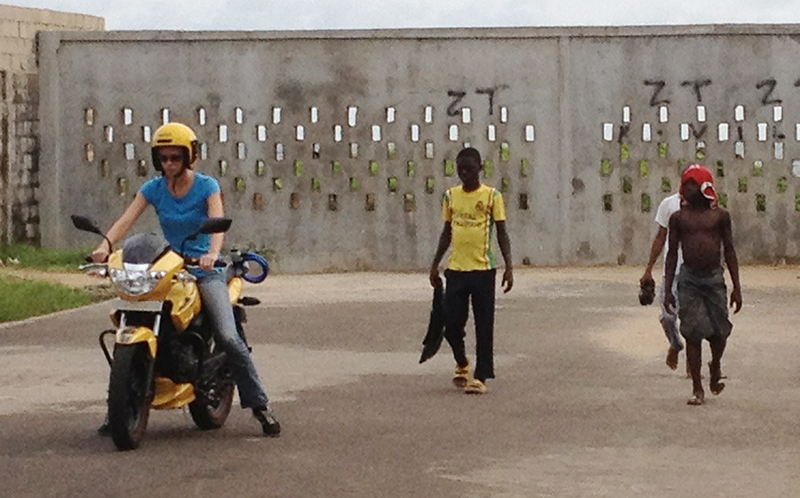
[91,122,280,437]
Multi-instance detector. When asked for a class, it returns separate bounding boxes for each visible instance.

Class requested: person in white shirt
[640,193,684,371]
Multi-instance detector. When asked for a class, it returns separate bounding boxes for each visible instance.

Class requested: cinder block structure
[0,5,103,246]
[37,26,800,271]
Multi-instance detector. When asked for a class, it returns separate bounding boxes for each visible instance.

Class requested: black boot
[252,407,281,437]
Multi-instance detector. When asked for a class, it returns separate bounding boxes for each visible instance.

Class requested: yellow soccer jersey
[442,184,506,271]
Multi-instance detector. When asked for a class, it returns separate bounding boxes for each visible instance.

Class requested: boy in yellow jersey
[430,147,513,394]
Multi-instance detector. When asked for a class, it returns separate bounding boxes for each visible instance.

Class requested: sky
[4,0,800,31]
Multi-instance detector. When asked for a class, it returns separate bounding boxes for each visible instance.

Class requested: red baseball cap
[680,164,717,207]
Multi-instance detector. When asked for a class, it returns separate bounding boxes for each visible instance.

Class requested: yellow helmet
[151,122,199,172]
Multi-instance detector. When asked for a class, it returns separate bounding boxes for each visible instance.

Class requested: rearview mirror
[181,218,233,255]
[199,217,232,234]
[71,215,103,236]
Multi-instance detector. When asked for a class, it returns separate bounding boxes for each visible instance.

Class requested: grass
[0,274,96,323]
[0,244,90,272]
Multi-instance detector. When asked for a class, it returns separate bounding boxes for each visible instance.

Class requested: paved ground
[1,266,799,497]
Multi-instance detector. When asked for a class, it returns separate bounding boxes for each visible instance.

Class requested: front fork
[99,331,158,410]
[99,330,115,366]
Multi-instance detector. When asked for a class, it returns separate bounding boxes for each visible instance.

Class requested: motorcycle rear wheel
[189,381,234,430]
[108,344,153,450]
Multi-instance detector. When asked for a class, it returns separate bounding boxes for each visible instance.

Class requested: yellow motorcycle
[71,215,266,450]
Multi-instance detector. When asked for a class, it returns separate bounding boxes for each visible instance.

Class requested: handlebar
[184,257,228,268]
[85,254,109,263]
[79,262,108,271]
[83,255,227,269]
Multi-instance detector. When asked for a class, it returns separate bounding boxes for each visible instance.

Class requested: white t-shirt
[654,193,683,276]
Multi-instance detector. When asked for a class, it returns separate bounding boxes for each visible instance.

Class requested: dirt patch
[5,263,798,290]
[0,267,116,303]
[248,264,800,306]
[0,267,102,288]
[4,263,798,311]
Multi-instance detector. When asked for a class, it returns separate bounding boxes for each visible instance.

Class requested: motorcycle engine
[168,340,199,383]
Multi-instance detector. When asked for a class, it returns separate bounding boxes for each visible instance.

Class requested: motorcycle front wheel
[108,344,153,450]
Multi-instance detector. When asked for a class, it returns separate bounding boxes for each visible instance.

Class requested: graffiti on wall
[600,76,800,215]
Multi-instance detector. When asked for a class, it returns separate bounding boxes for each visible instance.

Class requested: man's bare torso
[672,207,729,274]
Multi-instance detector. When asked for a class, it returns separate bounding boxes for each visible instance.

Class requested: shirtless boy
[664,165,742,406]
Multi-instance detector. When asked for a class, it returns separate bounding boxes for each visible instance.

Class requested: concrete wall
[38,26,800,271]
[0,5,103,246]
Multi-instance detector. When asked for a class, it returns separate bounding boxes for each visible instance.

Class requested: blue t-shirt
[140,173,220,259]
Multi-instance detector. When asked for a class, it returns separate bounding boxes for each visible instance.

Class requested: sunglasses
[159,153,184,164]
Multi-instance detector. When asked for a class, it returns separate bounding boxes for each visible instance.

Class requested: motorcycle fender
[116,326,157,358]
[108,299,163,328]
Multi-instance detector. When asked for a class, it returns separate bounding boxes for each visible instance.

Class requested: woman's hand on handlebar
[198,251,220,271]
[90,249,109,263]
[90,240,111,263]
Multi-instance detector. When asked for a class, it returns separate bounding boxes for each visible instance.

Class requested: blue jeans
[197,273,268,410]
[659,274,684,352]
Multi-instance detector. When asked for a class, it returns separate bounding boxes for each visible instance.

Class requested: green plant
[641,193,651,212]
[622,176,633,194]
[0,245,90,272]
[639,160,649,178]
[0,275,94,323]
[600,159,612,176]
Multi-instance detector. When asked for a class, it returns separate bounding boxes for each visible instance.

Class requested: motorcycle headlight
[110,264,167,296]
